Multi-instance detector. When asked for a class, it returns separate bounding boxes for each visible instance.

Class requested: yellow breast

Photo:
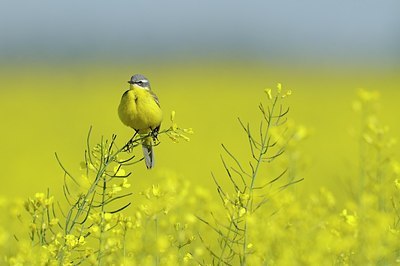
[118,87,162,133]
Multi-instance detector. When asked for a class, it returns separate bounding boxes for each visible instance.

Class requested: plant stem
[97,175,107,265]
[242,96,278,266]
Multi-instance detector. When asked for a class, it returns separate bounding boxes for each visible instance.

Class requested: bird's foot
[150,127,160,142]
[122,131,139,152]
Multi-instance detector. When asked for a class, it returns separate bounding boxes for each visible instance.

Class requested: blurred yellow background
[1,62,399,201]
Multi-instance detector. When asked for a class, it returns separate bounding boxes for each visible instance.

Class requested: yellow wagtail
[118,74,163,169]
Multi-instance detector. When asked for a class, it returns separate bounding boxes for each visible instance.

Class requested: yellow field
[1,62,399,265]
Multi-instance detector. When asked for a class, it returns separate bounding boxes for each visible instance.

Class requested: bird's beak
[127,81,133,84]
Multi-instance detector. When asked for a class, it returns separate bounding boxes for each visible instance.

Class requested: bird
[118,74,163,169]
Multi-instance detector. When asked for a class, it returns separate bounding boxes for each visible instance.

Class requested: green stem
[242,96,278,266]
[97,175,107,265]
[56,129,173,263]
[218,219,236,264]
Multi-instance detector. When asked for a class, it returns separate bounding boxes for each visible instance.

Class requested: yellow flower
[238,207,247,217]
[358,88,380,102]
[43,243,58,256]
[121,178,131,188]
[113,165,126,177]
[104,212,113,222]
[170,110,176,122]
[293,125,309,141]
[88,162,96,171]
[183,128,194,134]
[363,134,373,144]
[265,88,272,99]
[140,204,150,216]
[122,216,133,229]
[84,247,94,258]
[185,213,196,224]
[44,196,54,206]
[49,218,59,226]
[172,122,178,131]
[108,184,122,197]
[281,89,292,98]
[142,187,151,199]
[286,89,292,96]
[41,222,47,230]
[277,83,282,93]
[104,223,111,232]
[395,179,400,190]
[65,234,78,249]
[89,212,101,224]
[90,225,100,234]
[183,253,193,263]
[78,236,85,245]
[163,207,170,215]
[152,184,161,197]
[180,135,191,142]
[340,209,357,227]
[35,193,45,205]
[237,191,249,203]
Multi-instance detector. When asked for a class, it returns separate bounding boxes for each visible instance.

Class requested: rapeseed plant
[198,84,303,265]
[7,112,192,265]
[3,86,400,265]
[347,88,400,263]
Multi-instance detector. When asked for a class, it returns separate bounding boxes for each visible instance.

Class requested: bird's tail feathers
[142,140,155,169]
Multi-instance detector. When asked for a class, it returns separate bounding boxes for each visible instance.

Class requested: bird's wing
[150,90,161,107]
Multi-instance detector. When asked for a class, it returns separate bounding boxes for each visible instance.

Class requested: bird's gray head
[128,74,150,89]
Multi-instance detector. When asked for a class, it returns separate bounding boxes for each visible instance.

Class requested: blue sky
[1,0,399,65]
